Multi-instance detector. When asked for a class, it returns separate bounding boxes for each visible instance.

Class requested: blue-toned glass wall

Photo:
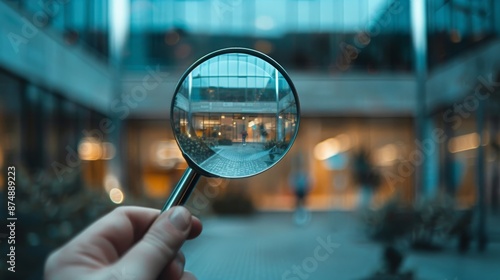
[426,0,499,69]
[4,0,110,59]
[128,0,393,35]
[5,0,498,72]
[124,0,413,73]
[0,0,116,198]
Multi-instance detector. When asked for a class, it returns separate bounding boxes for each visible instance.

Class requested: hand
[45,206,202,280]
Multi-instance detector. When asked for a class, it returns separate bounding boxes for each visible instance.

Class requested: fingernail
[169,207,190,230]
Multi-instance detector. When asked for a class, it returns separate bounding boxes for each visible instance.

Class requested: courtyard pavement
[182,211,500,280]
[200,143,278,177]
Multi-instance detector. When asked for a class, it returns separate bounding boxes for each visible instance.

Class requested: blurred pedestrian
[353,148,380,211]
[241,130,248,145]
[289,151,311,225]
[259,123,268,142]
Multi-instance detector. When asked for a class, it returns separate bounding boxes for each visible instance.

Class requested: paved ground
[200,144,278,177]
[182,211,500,280]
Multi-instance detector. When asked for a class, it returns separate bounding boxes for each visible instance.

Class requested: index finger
[66,207,161,264]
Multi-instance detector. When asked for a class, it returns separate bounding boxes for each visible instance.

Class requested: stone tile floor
[183,211,500,280]
[200,144,277,177]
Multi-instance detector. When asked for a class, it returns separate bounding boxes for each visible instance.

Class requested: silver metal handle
[161,167,201,212]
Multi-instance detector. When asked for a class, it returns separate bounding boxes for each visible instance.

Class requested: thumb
[113,206,192,279]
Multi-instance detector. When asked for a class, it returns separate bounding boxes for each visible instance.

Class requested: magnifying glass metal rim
[170,47,301,179]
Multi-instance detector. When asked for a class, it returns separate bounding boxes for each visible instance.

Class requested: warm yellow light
[221,115,225,119]
[109,188,124,204]
[202,120,221,125]
[448,133,480,153]
[314,138,340,160]
[374,144,398,166]
[248,121,255,127]
[153,140,183,169]
[336,134,351,151]
[101,142,116,160]
[104,174,120,193]
[78,138,102,161]
[314,134,352,161]
[218,132,221,136]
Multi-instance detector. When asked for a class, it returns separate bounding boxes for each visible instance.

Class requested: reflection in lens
[172,52,299,178]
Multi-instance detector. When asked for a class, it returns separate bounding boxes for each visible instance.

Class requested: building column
[411,0,430,200]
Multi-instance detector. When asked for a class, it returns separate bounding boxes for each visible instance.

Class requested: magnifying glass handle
[161,167,201,212]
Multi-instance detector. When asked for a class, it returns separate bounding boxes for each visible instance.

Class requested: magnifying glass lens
[172,52,299,178]
[162,48,300,212]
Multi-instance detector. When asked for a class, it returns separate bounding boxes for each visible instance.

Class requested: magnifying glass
[161,47,300,212]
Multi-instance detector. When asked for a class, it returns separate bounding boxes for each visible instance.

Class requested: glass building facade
[1,0,500,279]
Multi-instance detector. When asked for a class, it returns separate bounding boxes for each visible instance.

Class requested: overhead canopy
[190,53,280,89]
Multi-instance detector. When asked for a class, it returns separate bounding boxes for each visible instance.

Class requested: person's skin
[44,206,202,280]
